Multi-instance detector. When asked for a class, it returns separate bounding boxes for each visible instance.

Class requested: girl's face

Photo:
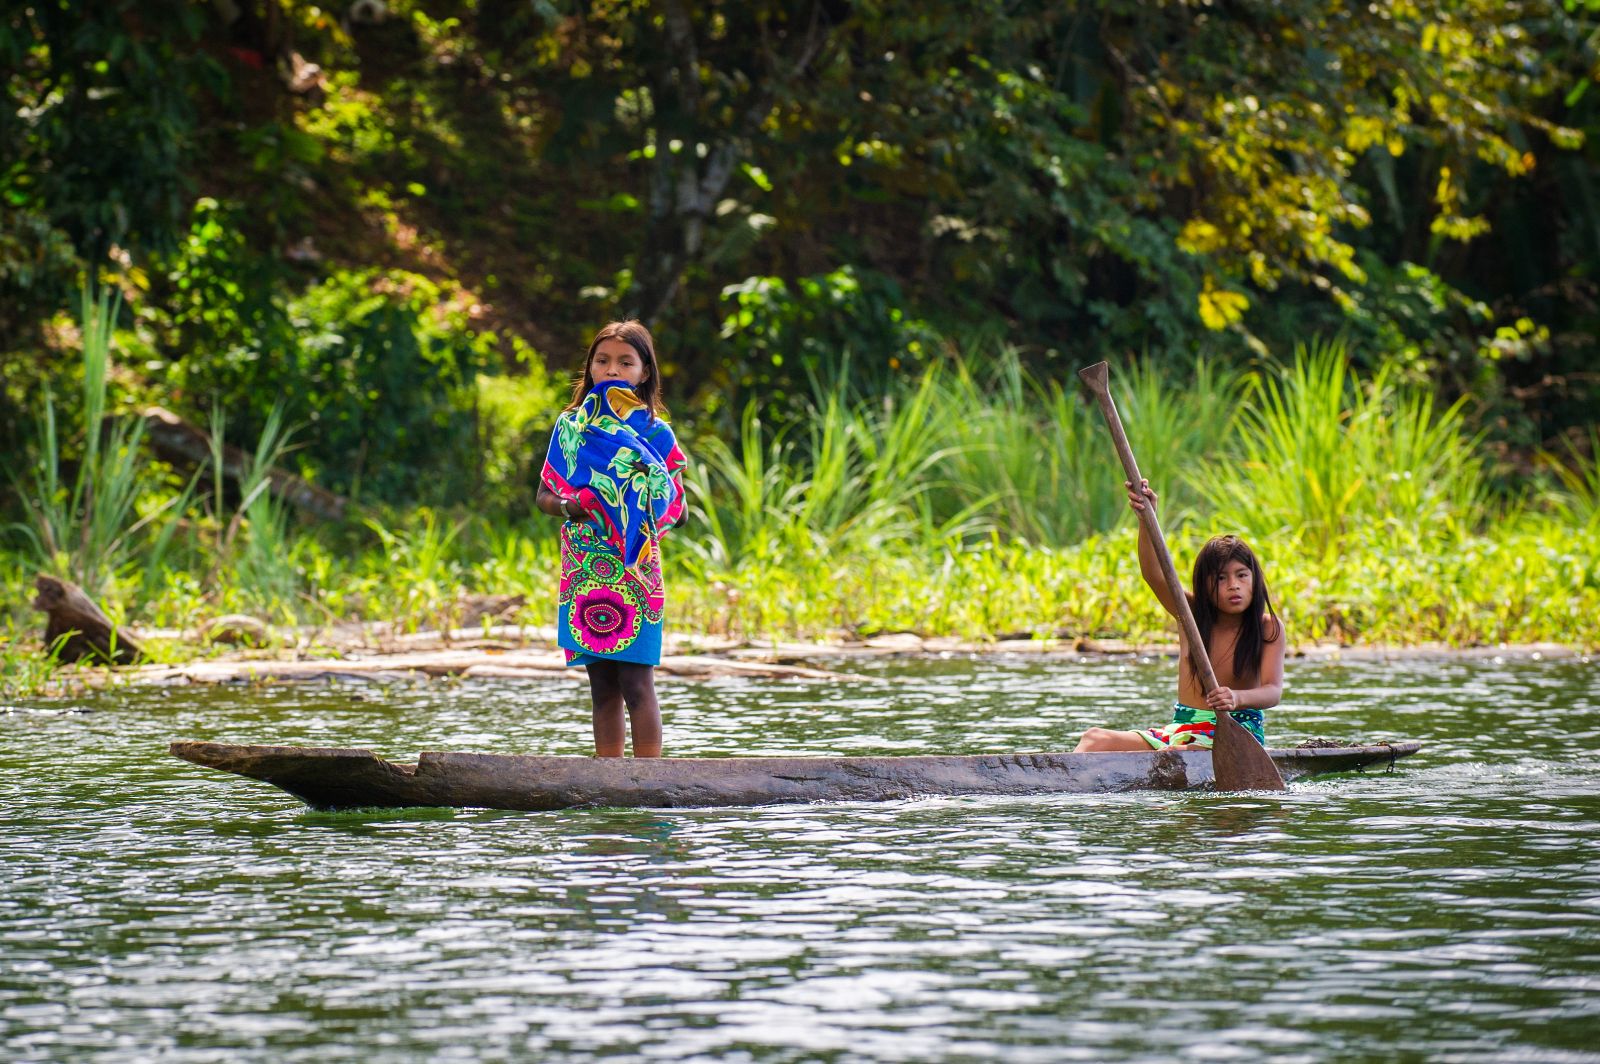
[1211,559,1254,615]
[589,338,649,388]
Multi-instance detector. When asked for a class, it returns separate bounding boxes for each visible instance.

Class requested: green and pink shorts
[1141,703,1267,750]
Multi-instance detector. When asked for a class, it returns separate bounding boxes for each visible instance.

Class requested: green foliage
[1203,340,1489,561]
[930,355,1243,545]
[474,346,563,516]
[5,0,1600,542]
[6,288,180,597]
[145,197,299,371]
[1543,426,1600,533]
[151,233,504,504]
[0,1,217,255]
[714,267,943,420]
[4,338,1593,654]
[0,207,79,342]
[666,520,1600,650]
[204,401,298,616]
[683,350,1239,573]
[278,268,494,502]
[0,617,72,700]
[361,508,468,633]
[669,343,1589,646]
[680,381,960,573]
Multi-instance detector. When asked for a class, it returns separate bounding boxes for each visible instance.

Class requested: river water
[3,652,1598,1062]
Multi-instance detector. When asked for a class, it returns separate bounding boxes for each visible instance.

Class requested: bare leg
[587,661,626,757]
[1074,727,1155,753]
[615,663,662,757]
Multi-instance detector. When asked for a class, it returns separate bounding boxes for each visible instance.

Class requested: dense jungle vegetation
[3,1,1599,682]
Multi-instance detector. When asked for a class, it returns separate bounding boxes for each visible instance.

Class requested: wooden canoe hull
[168,740,1422,811]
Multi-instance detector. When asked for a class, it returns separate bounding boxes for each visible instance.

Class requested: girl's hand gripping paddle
[1078,361,1286,792]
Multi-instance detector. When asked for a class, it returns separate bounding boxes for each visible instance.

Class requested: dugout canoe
[168,740,1422,811]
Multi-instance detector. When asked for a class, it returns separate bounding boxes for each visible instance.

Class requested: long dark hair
[1191,534,1279,683]
[564,320,668,419]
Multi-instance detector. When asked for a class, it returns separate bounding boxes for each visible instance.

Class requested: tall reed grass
[931,353,1242,543]
[680,374,975,572]
[6,331,1597,679]
[1202,340,1488,559]
[205,401,298,615]
[1544,426,1600,533]
[6,288,181,597]
[684,350,1240,569]
[362,508,470,632]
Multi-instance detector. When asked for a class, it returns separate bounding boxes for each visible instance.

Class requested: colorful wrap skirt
[557,519,666,667]
[1139,703,1267,750]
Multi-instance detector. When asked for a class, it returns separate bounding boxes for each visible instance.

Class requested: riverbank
[7,342,1598,702]
[2,618,1588,699]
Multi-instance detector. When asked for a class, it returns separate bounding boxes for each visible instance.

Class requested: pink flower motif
[572,585,639,655]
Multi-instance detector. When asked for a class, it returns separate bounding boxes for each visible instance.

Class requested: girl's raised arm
[1127,479,1185,618]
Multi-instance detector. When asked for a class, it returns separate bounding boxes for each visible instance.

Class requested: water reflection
[0,654,1596,1061]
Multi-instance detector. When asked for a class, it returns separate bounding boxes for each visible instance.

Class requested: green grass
[1544,425,1600,534]
[666,522,1600,649]
[1,628,69,699]
[1203,340,1489,561]
[682,349,1244,561]
[205,400,298,617]
[3,340,1598,700]
[6,287,176,598]
[3,503,1594,701]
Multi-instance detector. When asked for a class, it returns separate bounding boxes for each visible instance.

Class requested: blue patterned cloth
[539,381,686,572]
[540,381,687,666]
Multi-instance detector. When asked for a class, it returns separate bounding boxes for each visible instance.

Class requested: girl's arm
[1127,480,1185,618]
[1206,618,1287,711]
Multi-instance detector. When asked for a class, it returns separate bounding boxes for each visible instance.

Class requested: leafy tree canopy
[3,0,1597,500]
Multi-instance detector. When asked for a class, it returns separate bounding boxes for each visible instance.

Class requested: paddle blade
[1212,711,1287,791]
[1077,361,1109,394]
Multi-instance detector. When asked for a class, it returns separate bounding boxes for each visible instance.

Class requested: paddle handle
[1077,362,1220,696]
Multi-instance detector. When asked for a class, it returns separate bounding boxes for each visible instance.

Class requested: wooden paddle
[1077,361,1286,791]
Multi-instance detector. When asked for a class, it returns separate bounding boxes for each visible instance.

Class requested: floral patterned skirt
[557,520,665,667]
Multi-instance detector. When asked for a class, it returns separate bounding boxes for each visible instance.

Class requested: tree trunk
[623,0,836,324]
[31,574,144,665]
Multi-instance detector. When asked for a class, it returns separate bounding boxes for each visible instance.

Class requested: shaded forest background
[4,0,1599,516]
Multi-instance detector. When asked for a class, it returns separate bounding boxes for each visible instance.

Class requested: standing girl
[1075,479,1284,752]
[536,321,687,758]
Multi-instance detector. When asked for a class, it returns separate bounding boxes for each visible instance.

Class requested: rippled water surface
[3,653,1599,1062]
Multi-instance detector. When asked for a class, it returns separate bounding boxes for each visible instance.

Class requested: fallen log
[140,405,350,522]
[31,574,144,665]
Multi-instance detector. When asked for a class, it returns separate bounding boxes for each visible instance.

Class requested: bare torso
[1174,600,1264,707]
